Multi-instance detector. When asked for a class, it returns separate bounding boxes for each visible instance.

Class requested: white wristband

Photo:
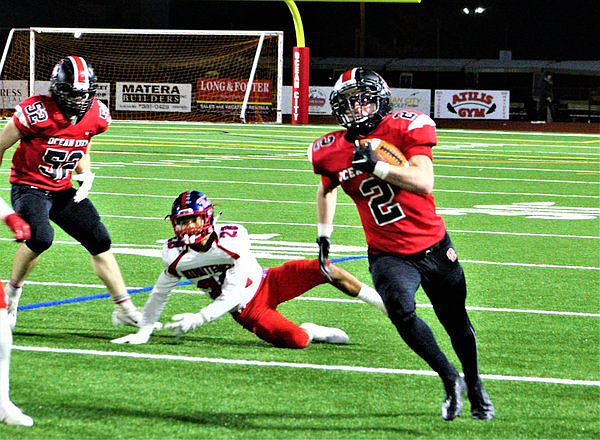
[373,161,390,180]
[317,223,333,238]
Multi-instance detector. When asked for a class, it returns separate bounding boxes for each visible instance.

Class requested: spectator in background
[536,72,555,122]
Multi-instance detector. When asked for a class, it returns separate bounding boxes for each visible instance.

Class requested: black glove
[351,139,377,174]
[316,236,333,281]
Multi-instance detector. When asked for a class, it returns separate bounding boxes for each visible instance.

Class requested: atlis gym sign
[434,89,510,119]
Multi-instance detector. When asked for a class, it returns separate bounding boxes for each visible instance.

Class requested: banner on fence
[434,89,510,119]
[283,86,430,116]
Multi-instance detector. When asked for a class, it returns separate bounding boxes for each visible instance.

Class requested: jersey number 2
[359,177,405,225]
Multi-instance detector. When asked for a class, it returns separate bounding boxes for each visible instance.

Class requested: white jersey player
[112,190,386,348]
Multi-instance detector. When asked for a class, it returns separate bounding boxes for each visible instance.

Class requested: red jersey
[10,94,111,191]
[309,111,446,256]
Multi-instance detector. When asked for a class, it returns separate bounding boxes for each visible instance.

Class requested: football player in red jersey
[309,67,495,421]
[0,56,142,330]
[0,195,33,426]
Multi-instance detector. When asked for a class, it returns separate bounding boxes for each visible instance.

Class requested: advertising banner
[390,89,430,114]
[196,77,273,116]
[116,82,192,112]
[434,89,510,119]
[283,86,431,116]
[0,80,27,109]
[1,81,111,109]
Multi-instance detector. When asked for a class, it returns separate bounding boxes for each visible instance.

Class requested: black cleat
[468,382,495,420]
[441,377,466,421]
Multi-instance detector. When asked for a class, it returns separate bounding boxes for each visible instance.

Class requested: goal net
[0,28,283,123]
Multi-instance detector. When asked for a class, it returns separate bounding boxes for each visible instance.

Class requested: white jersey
[141,224,264,326]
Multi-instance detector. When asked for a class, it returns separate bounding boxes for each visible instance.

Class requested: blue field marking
[16,256,366,311]
[17,280,193,311]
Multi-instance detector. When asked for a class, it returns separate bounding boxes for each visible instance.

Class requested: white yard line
[12,345,600,387]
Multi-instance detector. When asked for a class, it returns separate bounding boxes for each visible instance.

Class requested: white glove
[72,170,95,203]
[165,312,206,335]
[110,325,154,344]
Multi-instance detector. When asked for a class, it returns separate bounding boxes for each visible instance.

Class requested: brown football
[359,138,408,167]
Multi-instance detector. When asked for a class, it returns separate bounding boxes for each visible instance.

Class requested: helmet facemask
[330,68,392,136]
[50,56,97,120]
[169,191,215,245]
[171,212,214,245]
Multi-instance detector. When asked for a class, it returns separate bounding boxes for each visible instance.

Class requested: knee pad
[27,223,54,254]
[81,223,112,256]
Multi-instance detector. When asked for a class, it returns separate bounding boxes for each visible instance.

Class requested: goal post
[0,27,283,123]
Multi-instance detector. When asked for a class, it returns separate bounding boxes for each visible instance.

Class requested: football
[359,138,408,167]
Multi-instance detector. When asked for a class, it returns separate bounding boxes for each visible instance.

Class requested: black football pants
[11,184,112,256]
[368,232,481,386]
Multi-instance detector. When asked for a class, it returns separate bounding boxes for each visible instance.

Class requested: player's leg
[421,244,495,420]
[327,262,387,314]
[233,269,347,348]
[241,308,347,348]
[7,185,54,328]
[263,259,330,305]
[266,258,383,315]
[51,193,141,326]
[369,253,465,421]
[0,282,33,426]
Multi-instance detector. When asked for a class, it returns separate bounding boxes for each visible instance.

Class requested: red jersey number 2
[359,177,405,226]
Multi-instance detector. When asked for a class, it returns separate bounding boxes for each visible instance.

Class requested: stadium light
[462,5,486,15]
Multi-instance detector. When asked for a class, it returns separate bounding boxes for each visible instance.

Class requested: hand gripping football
[359,138,408,167]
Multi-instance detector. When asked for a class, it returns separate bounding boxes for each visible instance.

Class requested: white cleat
[301,322,349,345]
[112,307,162,330]
[0,402,34,427]
[112,307,143,327]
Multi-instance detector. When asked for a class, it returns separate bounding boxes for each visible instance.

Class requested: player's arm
[0,118,22,167]
[316,181,338,280]
[73,144,95,203]
[111,269,180,344]
[166,258,247,335]
[378,154,434,194]
[352,139,434,194]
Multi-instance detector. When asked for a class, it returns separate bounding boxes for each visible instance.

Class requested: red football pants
[233,259,327,349]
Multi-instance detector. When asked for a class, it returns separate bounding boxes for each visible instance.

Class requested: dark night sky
[1,0,599,61]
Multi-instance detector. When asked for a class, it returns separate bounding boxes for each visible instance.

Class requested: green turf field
[0,121,598,439]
